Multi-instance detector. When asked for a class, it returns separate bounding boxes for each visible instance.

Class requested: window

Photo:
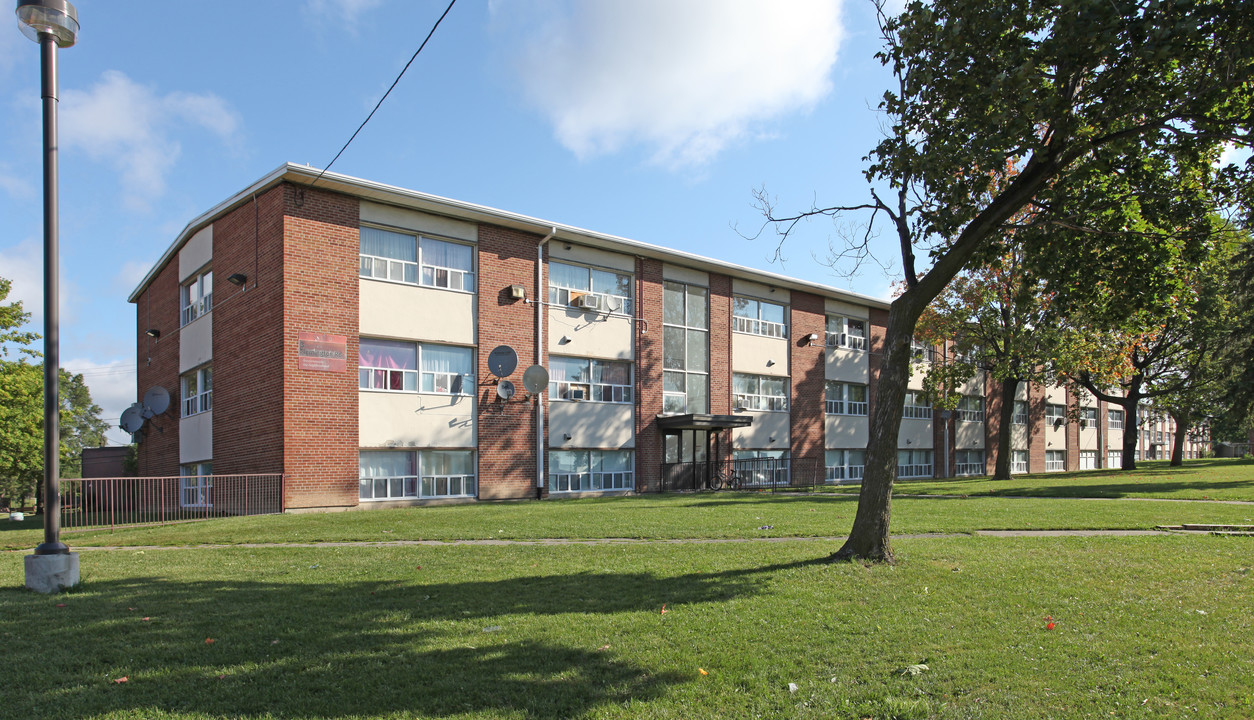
[825,381,868,415]
[1079,450,1097,470]
[734,449,789,486]
[825,316,867,350]
[181,367,212,417]
[1080,407,1098,427]
[549,356,633,402]
[662,282,709,414]
[1045,403,1066,425]
[955,449,985,476]
[179,461,212,507]
[358,339,473,395]
[1108,409,1125,430]
[179,269,213,327]
[825,449,866,482]
[1108,450,1123,467]
[1011,450,1028,474]
[549,450,634,492]
[897,449,933,478]
[359,450,475,500]
[734,373,788,412]
[903,390,932,420]
[732,296,787,338]
[359,226,475,292]
[1046,450,1066,472]
[957,395,985,422]
[549,261,632,314]
[910,338,934,363]
[1013,401,1028,425]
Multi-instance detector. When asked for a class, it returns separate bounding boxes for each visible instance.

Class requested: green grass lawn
[1,537,1250,719]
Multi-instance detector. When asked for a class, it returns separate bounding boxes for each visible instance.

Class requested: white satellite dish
[120,404,146,434]
[497,380,516,400]
[521,364,549,394]
[142,386,170,416]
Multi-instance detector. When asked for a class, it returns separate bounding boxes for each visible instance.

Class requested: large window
[734,373,788,412]
[179,269,212,327]
[549,261,632,314]
[910,338,934,363]
[359,227,475,292]
[957,395,985,423]
[825,381,868,416]
[181,366,212,417]
[1013,400,1028,425]
[662,282,709,414]
[732,296,787,338]
[1108,409,1125,430]
[897,449,933,478]
[1080,407,1098,427]
[825,449,865,482]
[549,356,632,402]
[1046,450,1066,472]
[180,461,212,508]
[1011,450,1028,474]
[955,449,985,476]
[825,315,867,351]
[359,450,475,500]
[549,450,634,492]
[1079,450,1097,470]
[359,339,473,395]
[1045,403,1066,424]
[902,390,932,420]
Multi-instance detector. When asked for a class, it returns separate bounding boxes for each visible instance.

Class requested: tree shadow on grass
[0,557,823,719]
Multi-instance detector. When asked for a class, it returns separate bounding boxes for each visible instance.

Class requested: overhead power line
[312,0,459,186]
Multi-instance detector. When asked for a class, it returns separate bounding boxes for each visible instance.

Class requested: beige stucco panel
[898,419,933,448]
[1079,428,1099,450]
[825,347,869,383]
[732,278,790,303]
[360,200,477,243]
[359,392,475,448]
[360,280,475,345]
[550,243,635,273]
[179,312,212,374]
[662,264,709,286]
[179,411,212,464]
[959,370,985,396]
[1015,382,1028,401]
[824,298,870,319]
[1108,428,1124,448]
[955,422,985,449]
[1045,384,1067,404]
[732,333,790,376]
[548,402,634,449]
[1012,424,1028,450]
[547,308,633,360]
[908,361,929,390]
[1045,424,1066,449]
[825,416,869,448]
[732,412,789,450]
[179,226,212,282]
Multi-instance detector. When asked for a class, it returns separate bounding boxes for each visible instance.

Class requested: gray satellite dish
[120,404,146,434]
[142,386,170,416]
[521,364,549,394]
[487,345,519,378]
[497,379,516,400]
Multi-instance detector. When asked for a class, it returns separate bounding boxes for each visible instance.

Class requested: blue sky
[1,0,914,443]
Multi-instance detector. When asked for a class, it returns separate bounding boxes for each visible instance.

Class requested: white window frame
[897,449,933,478]
[549,450,634,493]
[662,282,709,415]
[955,449,985,476]
[179,269,213,327]
[1013,400,1028,425]
[902,390,933,420]
[1045,403,1067,425]
[1108,450,1123,467]
[825,315,867,351]
[825,448,866,482]
[732,296,788,339]
[179,461,213,508]
[549,356,633,403]
[358,339,473,396]
[957,395,985,423]
[548,261,633,315]
[358,450,476,501]
[359,226,476,293]
[910,338,935,363]
[181,366,212,417]
[734,373,789,412]
[1045,450,1066,472]
[1011,450,1028,474]
[1079,450,1097,470]
[825,381,868,416]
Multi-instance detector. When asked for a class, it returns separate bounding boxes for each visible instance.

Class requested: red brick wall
[708,273,732,466]
[1028,383,1046,473]
[1065,387,1081,471]
[866,308,890,424]
[212,185,286,481]
[134,267,180,477]
[634,258,665,492]
[789,291,825,481]
[985,372,1004,474]
[477,225,543,500]
[280,184,360,509]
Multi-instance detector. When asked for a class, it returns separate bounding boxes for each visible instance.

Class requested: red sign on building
[298,332,348,372]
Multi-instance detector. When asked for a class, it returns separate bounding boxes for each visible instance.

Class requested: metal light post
[18,0,79,593]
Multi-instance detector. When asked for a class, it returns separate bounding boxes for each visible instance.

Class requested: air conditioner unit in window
[576,294,602,311]
[571,388,586,401]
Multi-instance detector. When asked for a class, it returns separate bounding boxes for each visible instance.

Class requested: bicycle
[709,466,742,491]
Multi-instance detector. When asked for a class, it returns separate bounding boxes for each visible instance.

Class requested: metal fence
[58,474,285,531]
[660,457,826,493]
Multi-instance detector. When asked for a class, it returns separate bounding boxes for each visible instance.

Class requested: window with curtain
[548,261,633,314]
[360,226,475,292]
[359,339,418,391]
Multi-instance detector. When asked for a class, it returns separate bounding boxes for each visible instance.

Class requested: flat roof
[130,162,892,311]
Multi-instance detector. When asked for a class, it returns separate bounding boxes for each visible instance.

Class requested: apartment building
[128,164,1210,511]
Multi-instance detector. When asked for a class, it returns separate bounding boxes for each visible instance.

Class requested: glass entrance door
[662,429,710,491]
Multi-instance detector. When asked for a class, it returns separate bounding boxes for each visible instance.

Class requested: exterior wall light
[227,273,247,286]
[145,328,160,339]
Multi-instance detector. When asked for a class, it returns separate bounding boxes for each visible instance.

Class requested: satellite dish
[497,380,516,400]
[487,345,519,378]
[522,364,549,394]
[120,404,146,434]
[142,386,170,416]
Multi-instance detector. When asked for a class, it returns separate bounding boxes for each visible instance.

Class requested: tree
[0,277,42,509]
[755,0,1253,562]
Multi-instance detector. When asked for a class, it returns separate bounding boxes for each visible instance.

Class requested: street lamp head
[16,0,78,47]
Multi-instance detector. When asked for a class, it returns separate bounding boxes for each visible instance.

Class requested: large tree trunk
[831,299,920,564]
[993,377,1021,480]
[1120,383,1144,470]
[1169,410,1188,467]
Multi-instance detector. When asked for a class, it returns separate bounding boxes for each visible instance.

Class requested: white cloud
[112,260,152,296]
[304,0,385,31]
[60,71,241,211]
[0,164,35,201]
[0,238,84,327]
[500,0,844,168]
[63,357,138,446]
